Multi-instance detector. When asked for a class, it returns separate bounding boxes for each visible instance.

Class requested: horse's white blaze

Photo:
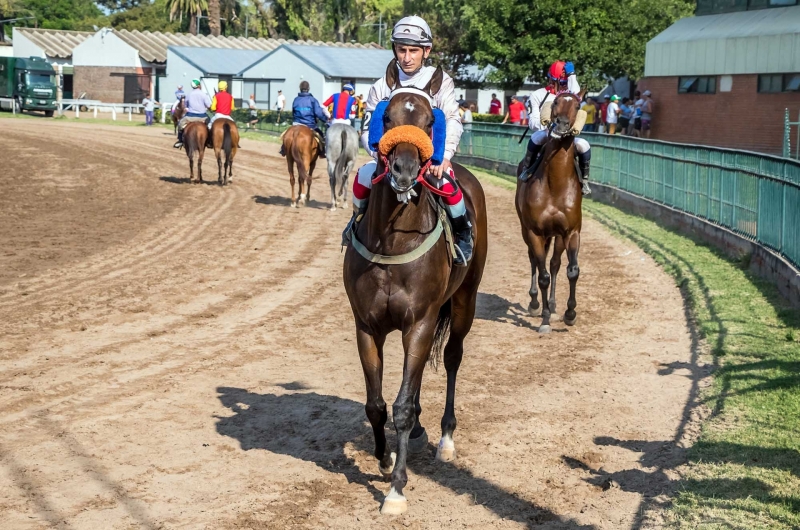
[404,102,415,113]
[380,486,408,515]
[436,434,456,462]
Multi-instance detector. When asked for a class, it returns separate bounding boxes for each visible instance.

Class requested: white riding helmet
[391,16,433,47]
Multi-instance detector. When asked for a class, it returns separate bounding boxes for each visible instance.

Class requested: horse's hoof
[330,206,337,212]
[528,302,541,317]
[538,324,551,334]
[379,452,396,478]
[564,312,577,326]
[408,429,428,454]
[291,202,297,208]
[436,434,456,462]
[380,487,407,515]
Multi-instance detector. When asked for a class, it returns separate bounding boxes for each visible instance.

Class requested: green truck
[0,56,58,117]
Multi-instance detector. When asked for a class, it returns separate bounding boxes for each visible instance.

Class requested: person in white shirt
[606,95,620,134]
[519,60,592,195]
[344,15,473,265]
[275,90,286,124]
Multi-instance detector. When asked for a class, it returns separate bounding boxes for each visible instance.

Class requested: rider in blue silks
[280,80,329,159]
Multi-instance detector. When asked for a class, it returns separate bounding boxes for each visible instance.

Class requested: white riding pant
[208,113,234,128]
[531,129,590,154]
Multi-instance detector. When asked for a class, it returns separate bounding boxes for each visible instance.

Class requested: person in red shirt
[208,80,234,129]
[502,95,525,124]
[489,93,502,115]
[599,94,610,130]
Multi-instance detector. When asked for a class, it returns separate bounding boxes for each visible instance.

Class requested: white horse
[326,123,359,211]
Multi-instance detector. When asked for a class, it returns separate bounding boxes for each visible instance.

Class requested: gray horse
[326,122,359,211]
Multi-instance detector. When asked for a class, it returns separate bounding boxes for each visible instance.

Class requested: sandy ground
[0,118,698,529]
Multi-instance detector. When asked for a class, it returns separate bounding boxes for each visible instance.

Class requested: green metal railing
[784,108,800,160]
[463,122,800,268]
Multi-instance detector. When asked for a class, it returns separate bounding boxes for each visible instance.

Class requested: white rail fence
[57,99,171,123]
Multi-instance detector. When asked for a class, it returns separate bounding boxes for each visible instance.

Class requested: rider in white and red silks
[520,60,592,195]
[344,15,473,266]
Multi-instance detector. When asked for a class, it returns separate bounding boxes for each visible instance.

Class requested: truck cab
[0,57,59,117]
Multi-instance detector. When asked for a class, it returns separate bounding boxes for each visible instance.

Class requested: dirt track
[0,118,697,529]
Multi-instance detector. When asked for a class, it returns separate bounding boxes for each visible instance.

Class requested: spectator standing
[489,93,502,115]
[618,97,633,135]
[141,93,157,126]
[459,99,473,154]
[640,90,654,138]
[275,90,286,124]
[502,95,525,125]
[599,94,610,133]
[606,95,620,134]
[246,94,258,130]
[580,97,597,132]
[632,90,643,137]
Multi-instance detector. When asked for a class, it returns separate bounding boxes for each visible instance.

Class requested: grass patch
[467,163,800,528]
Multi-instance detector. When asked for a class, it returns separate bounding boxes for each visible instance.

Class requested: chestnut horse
[281,125,318,207]
[182,121,208,184]
[343,67,488,516]
[171,96,186,136]
[209,119,238,186]
[515,92,585,333]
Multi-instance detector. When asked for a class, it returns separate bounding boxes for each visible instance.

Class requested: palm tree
[208,0,220,36]
[167,0,208,35]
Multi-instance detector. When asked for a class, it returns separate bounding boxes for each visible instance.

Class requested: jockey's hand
[430,158,452,179]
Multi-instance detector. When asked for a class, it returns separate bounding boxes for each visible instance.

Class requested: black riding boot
[450,212,474,266]
[173,129,183,149]
[279,144,286,157]
[342,203,367,247]
[519,140,543,181]
[577,149,592,195]
[316,130,327,159]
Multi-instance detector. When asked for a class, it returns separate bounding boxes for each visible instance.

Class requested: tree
[110,0,180,32]
[463,0,692,90]
[167,0,208,35]
[15,0,107,31]
[208,0,220,35]
[404,0,471,75]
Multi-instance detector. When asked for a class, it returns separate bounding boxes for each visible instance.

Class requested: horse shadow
[215,386,592,528]
[476,292,566,333]
[159,175,218,186]
[252,195,331,210]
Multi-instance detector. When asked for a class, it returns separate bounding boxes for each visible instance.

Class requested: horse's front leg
[531,233,552,333]
[521,228,539,316]
[564,231,581,326]
[382,320,435,515]
[356,329,393,475]
[548,236,565,317]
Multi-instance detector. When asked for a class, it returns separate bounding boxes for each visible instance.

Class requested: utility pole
[360,13,386,48]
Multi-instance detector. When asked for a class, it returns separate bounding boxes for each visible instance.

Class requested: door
[123,75,150,103]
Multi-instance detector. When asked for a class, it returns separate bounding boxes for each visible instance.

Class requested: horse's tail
[429,298,452,370]
[333,128,348,182]
[223,122,232,160]
[185,129,195,158]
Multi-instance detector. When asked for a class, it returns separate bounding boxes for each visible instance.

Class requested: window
[758,74,800,93]
[243,80,270,104]
[678,76,716,94]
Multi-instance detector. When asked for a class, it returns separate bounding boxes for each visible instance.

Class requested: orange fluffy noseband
[378,125,434,162]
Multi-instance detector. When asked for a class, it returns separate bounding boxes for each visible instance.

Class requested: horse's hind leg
[216,149,224,186]
[548,236,565,317]
[408,387,428,454]
[564,232,581,326]
[287,155,297,207]
[356,330,394,476]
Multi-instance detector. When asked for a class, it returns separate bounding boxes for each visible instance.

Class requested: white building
[12,27,93,99]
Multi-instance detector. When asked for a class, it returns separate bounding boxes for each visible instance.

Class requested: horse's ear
[385,59,399,91]
[423,66,444,97]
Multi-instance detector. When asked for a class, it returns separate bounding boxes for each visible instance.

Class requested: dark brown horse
[515,91,585,333]
[182,121,208,184]
[210,119,238,186]
[171,96,186,136]
[281,125,319,207]
[343,68,488,516]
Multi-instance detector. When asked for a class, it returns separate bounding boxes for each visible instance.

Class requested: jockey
[208,80,235,128]
[520,60,592,195]
[345,15,473,266]
[173,85,185,112]
[280,80,330,158]
[173,79,211,149]
[323,83,357,125]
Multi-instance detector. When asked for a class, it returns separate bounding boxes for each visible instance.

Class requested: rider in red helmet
[518,60,592,195]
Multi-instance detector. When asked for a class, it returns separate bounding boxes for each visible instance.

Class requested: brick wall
[73,66,150,103]
[637,75,799,156]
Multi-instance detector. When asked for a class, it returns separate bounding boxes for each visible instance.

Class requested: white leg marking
[380,486,408,515]
[436,434,456,462]
[379,451,396,477]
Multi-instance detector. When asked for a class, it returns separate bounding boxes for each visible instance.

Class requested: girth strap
[350,218,444,265]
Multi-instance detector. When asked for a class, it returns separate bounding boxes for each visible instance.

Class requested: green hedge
[472,113,505,123]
